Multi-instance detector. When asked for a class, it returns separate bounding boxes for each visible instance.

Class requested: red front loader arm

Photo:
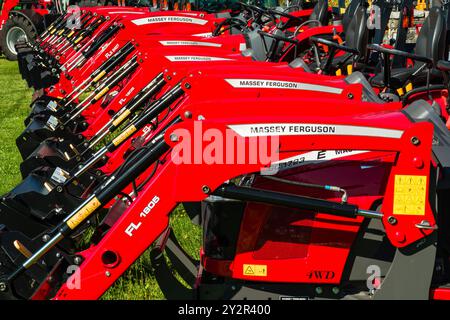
[95,61,367,176]
[43,11,233,95]
[38,95,435,300]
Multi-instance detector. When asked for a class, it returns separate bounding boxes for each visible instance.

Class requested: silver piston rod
[71,83,183,180]
[4,134,170,282]
[62,43,136,107]
[61,23,103,71]
[66,22,120,72]
[64,58,139,125]
[87,72,166,148]
[60,56,135,125]
[61,59,137,122]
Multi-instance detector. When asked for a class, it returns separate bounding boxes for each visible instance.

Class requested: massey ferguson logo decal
[250,125,336,134]
[225,79,344,94]
[228,123,404,139]
[165,56,233,62]
[131,16,208,26]
[159,40,222,47]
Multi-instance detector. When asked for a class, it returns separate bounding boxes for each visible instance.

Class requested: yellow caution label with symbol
[243,264,267,277]
[393,175,427,215]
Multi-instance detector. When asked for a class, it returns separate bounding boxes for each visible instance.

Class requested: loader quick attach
[1,0,450,301]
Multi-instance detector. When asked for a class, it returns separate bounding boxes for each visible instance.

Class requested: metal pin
[13,240,33,259]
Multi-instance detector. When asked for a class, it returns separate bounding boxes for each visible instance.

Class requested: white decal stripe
[265,150,370,172]
[106,11,146,14]
[165,56,233,62]
[180,13,201,16]
[228,123,403,139]
[131,16,208,26]
[159,40,222,47]
[271,150,369,167]
[225,79,343,94]
[191,32,213,37]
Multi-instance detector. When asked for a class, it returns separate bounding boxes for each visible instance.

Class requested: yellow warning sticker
[405,83,413,92]
[112,109,131,127]
[347,64,353,75]
[243,264,267,277]
[112,125,137,146]
[67,197,101,229]
[393,175,427,215]
[94,87,110,101]
[93,70,107,83]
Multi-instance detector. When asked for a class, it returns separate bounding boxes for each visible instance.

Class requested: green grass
[0,58,33,192]
[0,58,201,300]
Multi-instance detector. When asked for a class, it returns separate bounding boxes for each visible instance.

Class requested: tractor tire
[0,15,36,61]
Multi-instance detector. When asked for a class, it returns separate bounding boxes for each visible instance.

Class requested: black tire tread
[0,15,37,61]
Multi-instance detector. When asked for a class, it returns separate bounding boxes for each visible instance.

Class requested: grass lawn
[0,58,33,191]
[0,57,201,300]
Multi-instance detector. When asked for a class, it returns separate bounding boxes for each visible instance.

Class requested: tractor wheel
[0,15,36,61]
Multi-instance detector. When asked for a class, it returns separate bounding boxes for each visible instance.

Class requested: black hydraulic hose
[71,136,169,228]
[57,12,94,40]
[107,74,167,132]
[70,84,182,180]
[78,12,99,30]
[45,13,72,36]
[4,134,171,282]
[64,57,137,113]
[107,112,180,186]
[78,15,106,37]
[40,14,67,39]
[82,24,121,59]
[82,72,166,149]
[71,16,106,46]
[59,42,137,105]
[214,184,360,218]
[64,58,139,124]
[87,60,139,105]
[50,12,92,41]
[90,42,136,83]
[107,84,184,147]
[46,14,66,31]
[96,137,169,205]
[66,15,104,48]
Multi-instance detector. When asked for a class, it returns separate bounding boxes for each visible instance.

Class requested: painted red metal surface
[26,95,434,299]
